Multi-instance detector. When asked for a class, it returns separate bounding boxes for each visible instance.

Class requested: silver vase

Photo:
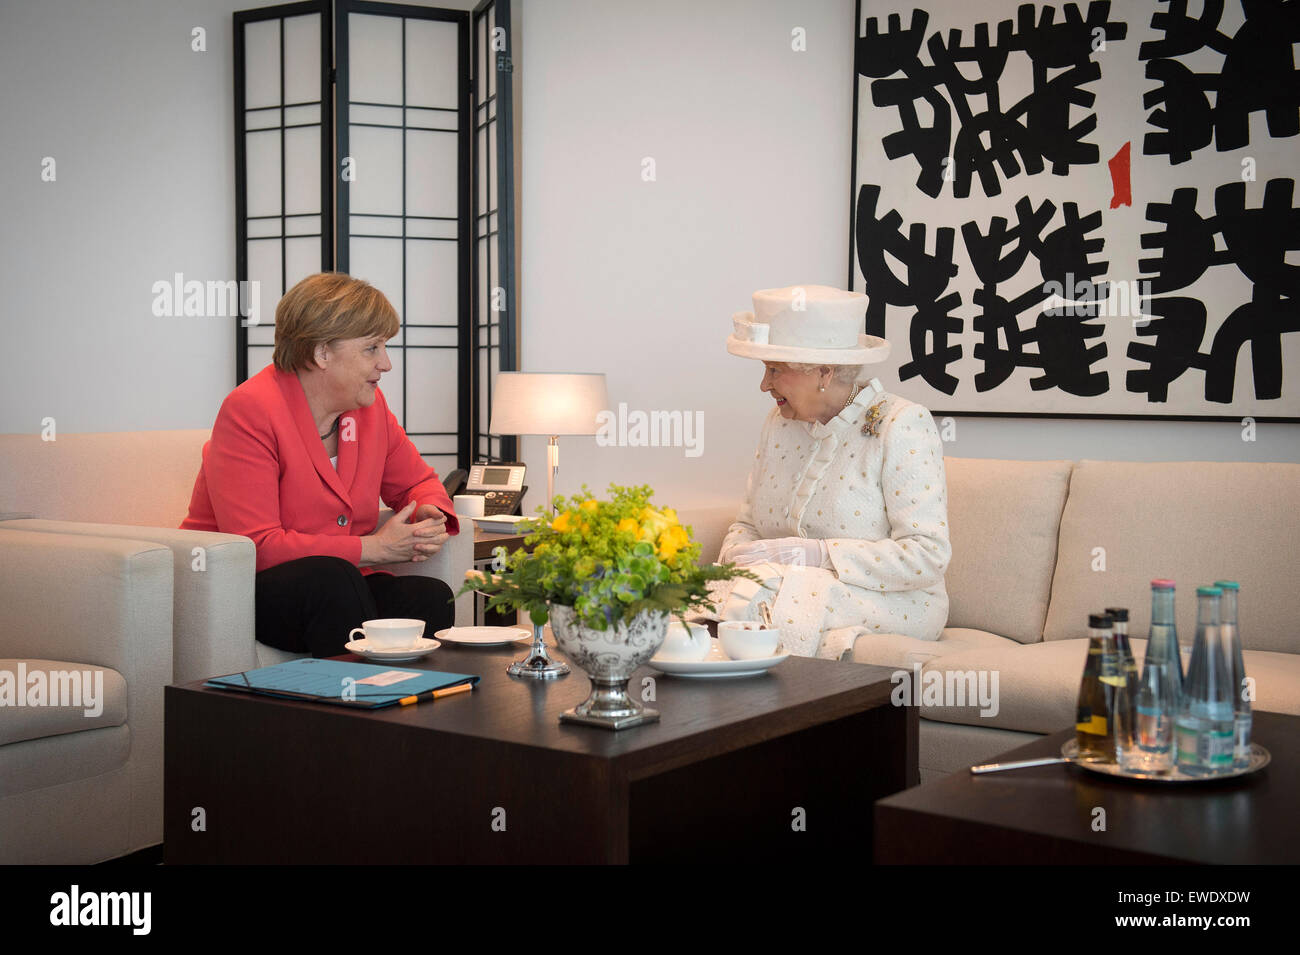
[549,604,669,730]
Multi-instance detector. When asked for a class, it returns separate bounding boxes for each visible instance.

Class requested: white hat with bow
[726,285,890,364]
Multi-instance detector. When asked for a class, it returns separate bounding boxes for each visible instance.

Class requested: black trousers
[254,556,456,658]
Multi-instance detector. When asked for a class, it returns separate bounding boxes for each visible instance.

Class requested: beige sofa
[0,429,474,863]
[683,458,1300,782]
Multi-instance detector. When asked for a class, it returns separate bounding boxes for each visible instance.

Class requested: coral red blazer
[180,364,460,574]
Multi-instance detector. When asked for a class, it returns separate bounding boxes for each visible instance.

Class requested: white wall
[514,0,1298,516]
[0,0,479,435]
[2,0,1294,517]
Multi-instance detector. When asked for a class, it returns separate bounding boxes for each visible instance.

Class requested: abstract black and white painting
[849,0,1300,419]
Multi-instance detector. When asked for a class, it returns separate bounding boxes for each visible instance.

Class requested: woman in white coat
[716,285,952,660]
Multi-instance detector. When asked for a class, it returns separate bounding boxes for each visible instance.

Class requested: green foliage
[456,483,758,631]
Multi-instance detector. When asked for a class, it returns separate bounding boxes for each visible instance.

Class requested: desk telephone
[442,462,528,516]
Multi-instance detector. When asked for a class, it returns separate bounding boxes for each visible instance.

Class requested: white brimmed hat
[727,285,890,364]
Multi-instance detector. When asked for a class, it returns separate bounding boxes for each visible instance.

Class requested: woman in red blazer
[181,273,461,657]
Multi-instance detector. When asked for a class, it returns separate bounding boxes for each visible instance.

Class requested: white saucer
[650,641,789,678]
[434,626,532,647]
[345,637,440,662]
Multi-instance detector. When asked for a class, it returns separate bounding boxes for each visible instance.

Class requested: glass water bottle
[1176,587,1234,775]
[1126,582,1181,772]
[1215,580,1251,766]
[1105,607,1138,764]
[1076,614,1120,762]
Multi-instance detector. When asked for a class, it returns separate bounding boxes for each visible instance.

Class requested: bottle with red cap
[1124,581,1181,771]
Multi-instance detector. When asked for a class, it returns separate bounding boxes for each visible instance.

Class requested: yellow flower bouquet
[459,483,756,631]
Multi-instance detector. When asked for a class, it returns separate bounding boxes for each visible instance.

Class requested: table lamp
[488,371,609,680]
[489,372,609,515]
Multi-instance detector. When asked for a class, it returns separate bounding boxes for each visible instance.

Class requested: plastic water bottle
[1175,587,1234,775]
[1125,582,1180,772]
[1215,580,1251,766]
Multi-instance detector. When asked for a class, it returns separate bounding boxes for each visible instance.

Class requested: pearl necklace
[841,384,861,412]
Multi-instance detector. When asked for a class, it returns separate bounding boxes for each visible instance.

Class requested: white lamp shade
[489,372,609,435]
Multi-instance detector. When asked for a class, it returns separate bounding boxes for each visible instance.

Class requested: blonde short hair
[272,273,400,372]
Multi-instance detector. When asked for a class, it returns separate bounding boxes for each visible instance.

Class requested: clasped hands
[360,501,451,566]
[725,536,830,569]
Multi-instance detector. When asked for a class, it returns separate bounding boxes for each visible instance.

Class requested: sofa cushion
[917,639,1090,734]
[941,457,1072,644]
[0,725,131,799]
[920,720,1042,779]
[0,429,210,527]
[916,637,1300,735]
[0,659,128,746]
[1043,460,1300,653]
[850,626,1020,669]
[1239,648,1300,716]
[677,505,739,565]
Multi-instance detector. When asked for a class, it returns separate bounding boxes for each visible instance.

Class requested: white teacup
[658,621,712,661]
[718,620,781,660]
[349,618,425,650]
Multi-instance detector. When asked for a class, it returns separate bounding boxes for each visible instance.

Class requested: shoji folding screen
[471,0,515,465]
[234,0,517,474]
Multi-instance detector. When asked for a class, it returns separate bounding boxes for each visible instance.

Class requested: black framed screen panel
[472,0,518,465]
[335,1,469,479]
[234,1,334,383]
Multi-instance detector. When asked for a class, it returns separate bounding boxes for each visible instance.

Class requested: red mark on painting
[1109,142,1132,209]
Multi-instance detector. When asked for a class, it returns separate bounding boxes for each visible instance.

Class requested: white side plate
[434,626,532,647]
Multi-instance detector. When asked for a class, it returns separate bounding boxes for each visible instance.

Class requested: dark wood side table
[165,641,918,864]
[874,710,1299,864]
[470,529,528,625]
[472,529,528,562]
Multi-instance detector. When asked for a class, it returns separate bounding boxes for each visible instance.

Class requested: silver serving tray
[1060,740,1270,783]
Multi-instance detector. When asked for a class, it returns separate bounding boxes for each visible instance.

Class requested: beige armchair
[0,530,172,863]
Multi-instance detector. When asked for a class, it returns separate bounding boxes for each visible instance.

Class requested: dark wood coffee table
[875,710,1299,864]
[165,638,917,864]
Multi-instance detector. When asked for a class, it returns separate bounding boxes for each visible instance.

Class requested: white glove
[726,537,829,569]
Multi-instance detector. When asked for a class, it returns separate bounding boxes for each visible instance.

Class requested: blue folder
[204,658,479,709]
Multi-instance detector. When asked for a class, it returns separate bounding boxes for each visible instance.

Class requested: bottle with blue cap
[1214,580,1251,766]
[1175,586,1235,775]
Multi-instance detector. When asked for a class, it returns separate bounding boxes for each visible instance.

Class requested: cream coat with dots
[716,378,952,659]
